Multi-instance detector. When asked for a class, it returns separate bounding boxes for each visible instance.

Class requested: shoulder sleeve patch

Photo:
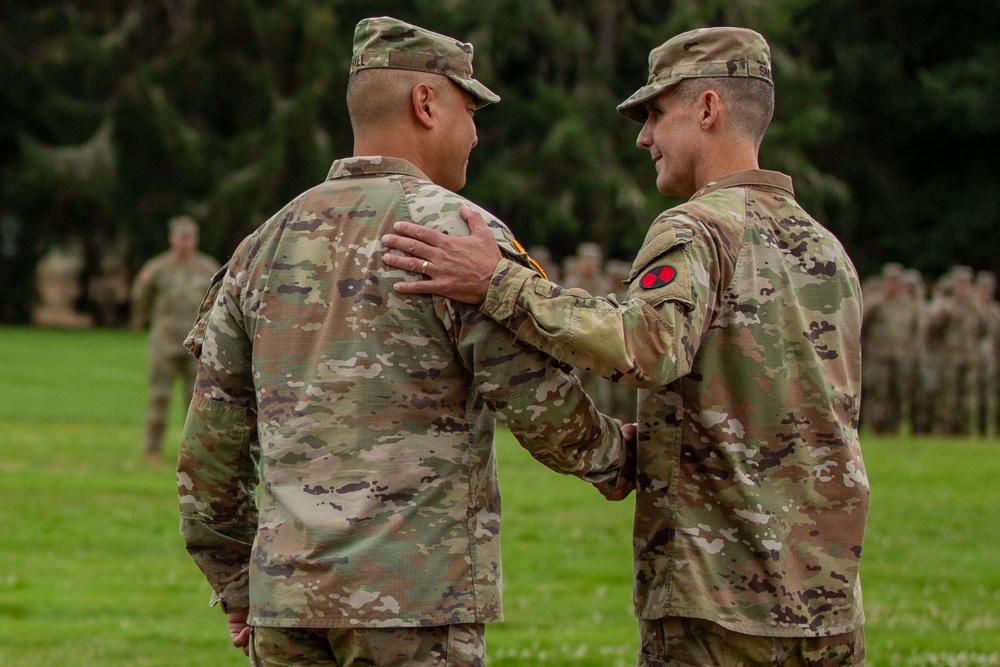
[639,265,678,290]
[628,223,694,309]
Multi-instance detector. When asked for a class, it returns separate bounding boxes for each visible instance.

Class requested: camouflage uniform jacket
[861,294,920,360]
[177,156,628,629]
[481,170,867,637]
[131,251,220,357]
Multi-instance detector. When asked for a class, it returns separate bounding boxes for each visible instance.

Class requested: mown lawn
[1,326,998,666]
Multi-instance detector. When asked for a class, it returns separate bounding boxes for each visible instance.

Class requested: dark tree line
[1,0,998,322]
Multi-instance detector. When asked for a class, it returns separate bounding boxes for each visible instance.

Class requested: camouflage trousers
[932,361,980,436]
[909,356,934,434]
[861,356,910,435]
[143,352,197,455]
[976,359,998,437]
[637,617,864,667]
[249,623,484,667]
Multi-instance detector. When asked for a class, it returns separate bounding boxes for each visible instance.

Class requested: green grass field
[1,326,998,666]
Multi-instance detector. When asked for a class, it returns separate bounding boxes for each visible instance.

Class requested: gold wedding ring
[421,260,428,273]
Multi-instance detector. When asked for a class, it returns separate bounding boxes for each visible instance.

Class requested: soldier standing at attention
[383,27,868,665]
[902,268,932,435]
[177,17,632,667]
[130,215,219,462]
[927,266,986,435]
[974,271,1000,436]
[861,263,920,434]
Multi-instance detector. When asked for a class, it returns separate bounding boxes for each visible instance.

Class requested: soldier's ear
[699,90,721,130]
[411,83,436,129]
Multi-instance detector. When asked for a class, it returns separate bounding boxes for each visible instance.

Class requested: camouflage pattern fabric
[250,623,484,667]
[177,156,629,629]
[637,616,864,666]
[351,16,499,108]
[480,169,867,637]
[617,27,772,122]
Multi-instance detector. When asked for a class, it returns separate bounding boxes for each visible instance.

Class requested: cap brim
[616,80,675,123]
[450,75,501,108]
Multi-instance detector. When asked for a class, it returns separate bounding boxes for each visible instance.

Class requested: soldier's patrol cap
[618,26,773,122]
[168,215,198,237]
[351,17,500,109]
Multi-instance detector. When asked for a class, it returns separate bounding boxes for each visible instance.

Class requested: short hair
[674,77,775,146]
[168,215,198,238]
[346,68,452,132]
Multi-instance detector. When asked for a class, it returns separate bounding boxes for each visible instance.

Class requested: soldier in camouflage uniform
[130,215,220,462]
[902,269,932,435]
[384,26,867,665]
[861,263,921,434]
[564,242,614,415]
[176,17,632,667]
[974,271,1000,436]
[926,266,987,435]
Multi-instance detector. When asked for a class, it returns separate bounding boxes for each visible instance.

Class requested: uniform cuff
[210,579,250,613]
[482,258,534,322]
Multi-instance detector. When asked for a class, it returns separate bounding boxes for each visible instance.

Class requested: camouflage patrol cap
[351,16,500,109]
[168,215,198,238]
[618,26,773,122]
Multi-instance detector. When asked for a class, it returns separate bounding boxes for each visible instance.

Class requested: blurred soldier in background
[927,266,986,435]
[130,215,219,462]
[920,271,955,434]
[975,271,1000,436]
[861,263,920,434]
[563,242,613,414]
[902,268,932,435]
[88,243,131,327]
[564,242,607,296]
[527,244,560,284]
[605,258,639,422]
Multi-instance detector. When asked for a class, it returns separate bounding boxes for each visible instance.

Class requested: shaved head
[675,77,774,147]
[347,68,452,133]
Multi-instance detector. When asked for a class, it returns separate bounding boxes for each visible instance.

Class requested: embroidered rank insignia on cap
[640,265,677,289]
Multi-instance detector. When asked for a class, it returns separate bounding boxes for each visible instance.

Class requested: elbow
[613,353,681,389]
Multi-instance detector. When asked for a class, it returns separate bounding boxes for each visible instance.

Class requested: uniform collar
[690,169,794,201]
[327,156,430,181]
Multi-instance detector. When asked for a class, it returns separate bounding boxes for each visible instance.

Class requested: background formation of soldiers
[862,263,1000,437]
[27,235,1000,439]
[529,242,638,425]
